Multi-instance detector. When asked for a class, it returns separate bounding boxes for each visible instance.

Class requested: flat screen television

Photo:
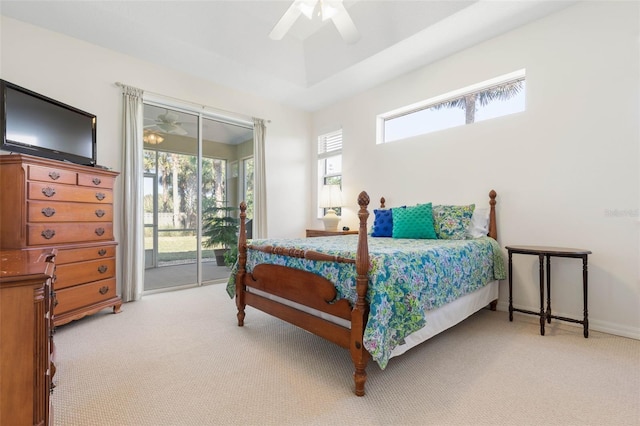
[0,79,96,166]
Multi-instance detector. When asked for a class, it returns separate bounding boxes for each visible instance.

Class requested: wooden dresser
[0,154,122,326]
[0,249,56,426]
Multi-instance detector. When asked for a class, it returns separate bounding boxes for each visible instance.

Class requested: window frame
[376,69,526,144]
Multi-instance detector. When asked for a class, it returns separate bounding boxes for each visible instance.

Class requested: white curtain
[253,118,267,238]
[119,84,145,302]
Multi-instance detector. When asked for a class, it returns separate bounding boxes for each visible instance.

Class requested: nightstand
[306,229,358,237]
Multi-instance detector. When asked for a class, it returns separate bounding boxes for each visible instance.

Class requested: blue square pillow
[371,209,393,237]
[392,203,437,239]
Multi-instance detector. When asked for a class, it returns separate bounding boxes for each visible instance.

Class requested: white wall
[1,16,312,289]
[311,2,640,338]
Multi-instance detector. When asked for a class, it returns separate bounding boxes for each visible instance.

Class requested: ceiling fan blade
[331,2,360,44]
[157,122,188,136]
[269,2,304,40]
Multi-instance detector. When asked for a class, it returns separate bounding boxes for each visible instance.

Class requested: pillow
[432,204,475,240]
[468,208,489,238]
[392,203,437,239]
[371,206,406,237]
[371,209,393,237]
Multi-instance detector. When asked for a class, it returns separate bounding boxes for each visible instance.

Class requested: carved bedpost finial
[358,191,370,209]
[379,197,386,209]
[489,190,496,207]
[357,191,370,240]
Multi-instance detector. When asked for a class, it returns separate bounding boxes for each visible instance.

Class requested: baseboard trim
[494,301,640,340]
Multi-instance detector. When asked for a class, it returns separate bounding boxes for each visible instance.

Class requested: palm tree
[431,79,524,124]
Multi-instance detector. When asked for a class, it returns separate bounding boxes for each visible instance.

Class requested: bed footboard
[235,191,372,396]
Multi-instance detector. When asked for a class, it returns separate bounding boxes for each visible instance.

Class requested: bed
[227,190,505,396]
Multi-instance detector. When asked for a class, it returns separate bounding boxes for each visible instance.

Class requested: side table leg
[538,254,545,336]
[546,255,552,324]
[583,255,589,338]
[508,250,513,321]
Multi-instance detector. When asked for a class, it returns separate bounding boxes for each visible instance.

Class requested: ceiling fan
[270,0,360,44]
[145,110,188,136]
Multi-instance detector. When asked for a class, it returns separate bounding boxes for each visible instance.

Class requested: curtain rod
[115,82,270,126]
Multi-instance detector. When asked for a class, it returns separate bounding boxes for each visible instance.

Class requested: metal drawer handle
[95,192,106,201]
[48,171,60,180]
[92,177,102,185]
[95,209,106,218]
[41,229,56,239]
[95,227,105,236]
[42,187,56,197]
[41,207,56,217]
[98,265,108,274]
[98,249,107,256]
[99,286,109,295]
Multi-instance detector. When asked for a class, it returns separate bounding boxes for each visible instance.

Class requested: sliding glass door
[142,104,254,292]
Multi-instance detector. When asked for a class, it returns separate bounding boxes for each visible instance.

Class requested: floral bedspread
[226,235,505,369]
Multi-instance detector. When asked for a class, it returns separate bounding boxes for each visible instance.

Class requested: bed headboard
[376,190,498,241]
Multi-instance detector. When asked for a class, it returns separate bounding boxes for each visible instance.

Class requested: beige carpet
[52,284,640,426]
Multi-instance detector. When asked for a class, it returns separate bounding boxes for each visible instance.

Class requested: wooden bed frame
[234,190,498,396]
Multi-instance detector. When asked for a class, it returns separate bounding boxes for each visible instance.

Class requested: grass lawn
[145,235,217,262]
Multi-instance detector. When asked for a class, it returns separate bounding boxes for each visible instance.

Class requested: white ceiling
[1,0,575,112]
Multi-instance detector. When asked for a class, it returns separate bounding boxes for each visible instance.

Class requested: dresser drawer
[78,173,115,190]
[56,244,116,265]
[54,258,115,290]
[54,278,116,315]
[28,165,77,185]
[28,223,113,245]
[28,182,113,203]
[28,201,113,223]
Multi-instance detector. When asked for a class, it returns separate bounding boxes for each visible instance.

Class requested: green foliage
[202,204,239,249]
[223,245,238,267]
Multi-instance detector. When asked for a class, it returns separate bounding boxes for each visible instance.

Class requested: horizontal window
[377,69,526,144]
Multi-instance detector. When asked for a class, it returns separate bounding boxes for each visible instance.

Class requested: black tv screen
[0,80,96,166]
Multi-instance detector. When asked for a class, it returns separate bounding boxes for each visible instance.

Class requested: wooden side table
[506,245,592,338]
[306,229,358,237]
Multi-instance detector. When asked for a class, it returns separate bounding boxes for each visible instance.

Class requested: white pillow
[468,208,489,238]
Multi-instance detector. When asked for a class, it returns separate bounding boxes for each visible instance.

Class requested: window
[377,69,526,144]
[242,157,254,220]
[317,129,342,216]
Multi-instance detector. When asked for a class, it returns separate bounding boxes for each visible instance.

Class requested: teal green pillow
[392,203,437,239]
[432,204,475,239]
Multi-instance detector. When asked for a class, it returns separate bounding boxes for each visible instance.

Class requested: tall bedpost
[351,191,371,396]
[236,201,247,326]
[488,190,498,241]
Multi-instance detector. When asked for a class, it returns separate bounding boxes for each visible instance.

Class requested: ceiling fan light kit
[270,0,360,44]
[143,130,164,145]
